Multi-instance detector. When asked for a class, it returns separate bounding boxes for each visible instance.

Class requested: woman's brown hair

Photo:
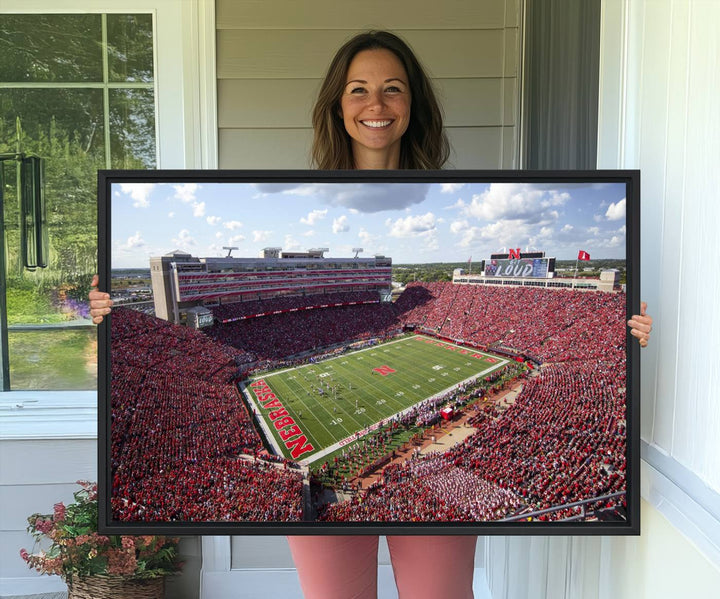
[311,31,449,170]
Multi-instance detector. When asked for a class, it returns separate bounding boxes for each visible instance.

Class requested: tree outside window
[0,13,156,390]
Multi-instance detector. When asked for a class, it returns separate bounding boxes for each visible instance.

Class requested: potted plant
[20,481,182,599]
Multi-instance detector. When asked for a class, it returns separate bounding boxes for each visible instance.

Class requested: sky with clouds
[110,180,629,268]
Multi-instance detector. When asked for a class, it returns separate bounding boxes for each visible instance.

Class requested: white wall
[215,0,522,169]
[486,1,720,597]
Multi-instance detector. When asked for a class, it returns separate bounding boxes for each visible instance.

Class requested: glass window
[0,13,156,390]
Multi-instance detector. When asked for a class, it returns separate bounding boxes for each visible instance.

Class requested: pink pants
[287,535,477,599]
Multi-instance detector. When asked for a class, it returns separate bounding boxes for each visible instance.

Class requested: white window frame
[0,8,215,596]
[597,0,720,568]
[0,0,217,420]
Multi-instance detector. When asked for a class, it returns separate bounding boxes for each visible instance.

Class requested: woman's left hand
[627,301,652,347]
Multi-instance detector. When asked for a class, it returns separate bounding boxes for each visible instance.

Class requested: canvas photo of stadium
[99,170,639,534]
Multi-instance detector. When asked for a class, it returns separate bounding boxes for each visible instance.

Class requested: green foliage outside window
[0,13,155,389]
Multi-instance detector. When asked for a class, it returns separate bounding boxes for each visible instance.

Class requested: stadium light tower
[223,246,239,257]
[352,248,363,258]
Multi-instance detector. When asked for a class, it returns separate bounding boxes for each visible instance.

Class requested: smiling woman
[340,49,412,169]
[311,30,449,170]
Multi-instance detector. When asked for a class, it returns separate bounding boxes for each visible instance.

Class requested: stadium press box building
[150,248,393,326]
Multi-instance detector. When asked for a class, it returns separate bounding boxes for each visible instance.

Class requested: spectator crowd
[110,281,627,523]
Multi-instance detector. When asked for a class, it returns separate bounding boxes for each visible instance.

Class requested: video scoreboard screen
[484,257,551,278]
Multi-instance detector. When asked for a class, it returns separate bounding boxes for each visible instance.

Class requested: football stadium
[110,247,627,524]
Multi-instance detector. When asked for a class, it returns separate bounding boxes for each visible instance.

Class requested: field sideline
[241,335,509,464]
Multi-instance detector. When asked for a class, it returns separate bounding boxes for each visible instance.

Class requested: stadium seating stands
[110,281,627,522]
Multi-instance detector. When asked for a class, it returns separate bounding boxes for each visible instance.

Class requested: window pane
[1,13,156,390]
[0,89,106,162]
[2,88,103,390]
[110,89,156,168]
[107,14,154,83]
[0,14,102,82]
[8,329,97,390]
[1,88,104,279]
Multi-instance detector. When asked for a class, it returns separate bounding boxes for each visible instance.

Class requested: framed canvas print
[98,169,640,535]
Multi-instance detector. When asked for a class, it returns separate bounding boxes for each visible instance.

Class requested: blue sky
[110,180,628,268]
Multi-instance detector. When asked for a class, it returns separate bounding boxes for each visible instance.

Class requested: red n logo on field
[373,365,396,376]
[508,248,521,260]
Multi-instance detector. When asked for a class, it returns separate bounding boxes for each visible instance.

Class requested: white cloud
[333,215,350,233]
[229,234,245,245]
[192,202,206,217]
[224,220,243,230]
[168,212,175,218]
[587,226,600,236]
[123,231,145,249]
[441,183,465,194]
[254,182,431,213]
[605,198,626,220]
[358,228,379,246]
[206,216,221,226]
[300,209,328,225]
[119,183,155,208]
[303,230,316,237]
[450,220,469,234]
[476,220,533,249]
[447,198,466,211]
[386,212,439,251]
[386,212,437,238]
[284,234,302,251]
[561,224,573,233]
[453,225,482,248]
[173,183,198,203]
[172,229,196,248]
[462,183,569,225]
[253,230,272,243]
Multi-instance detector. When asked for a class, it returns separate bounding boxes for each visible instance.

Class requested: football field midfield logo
[372,365,396,376]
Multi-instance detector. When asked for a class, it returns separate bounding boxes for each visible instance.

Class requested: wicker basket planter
[67,575,164,599]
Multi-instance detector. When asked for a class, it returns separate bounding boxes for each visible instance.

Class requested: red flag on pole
[577,250,591,261]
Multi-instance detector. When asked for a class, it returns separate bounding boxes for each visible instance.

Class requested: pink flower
[34,518,54,535]
[121,537,135,550]
[53,502,66,522]
[19,548,29,562]
[107,548,137,576]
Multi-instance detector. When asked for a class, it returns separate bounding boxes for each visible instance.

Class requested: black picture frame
[98,169,640,536]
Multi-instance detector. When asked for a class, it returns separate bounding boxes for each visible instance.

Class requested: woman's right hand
[89,274,113,324]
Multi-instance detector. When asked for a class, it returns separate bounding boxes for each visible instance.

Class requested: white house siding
[215,0,522,169]
[486,0,720,597]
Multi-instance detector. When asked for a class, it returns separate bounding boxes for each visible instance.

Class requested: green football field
[241,335,509,464]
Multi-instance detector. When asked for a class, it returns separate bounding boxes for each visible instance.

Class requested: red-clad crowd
[110,281,628,523]
[452,360,626,515]
[319,359,626,522]
[396,282,625,365]
[110,308,303,522]
[205,302,400,362]
[318,453,524,522]
[211,290,380,322]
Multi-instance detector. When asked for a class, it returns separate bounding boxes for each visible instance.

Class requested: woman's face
[340,48,411,167]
